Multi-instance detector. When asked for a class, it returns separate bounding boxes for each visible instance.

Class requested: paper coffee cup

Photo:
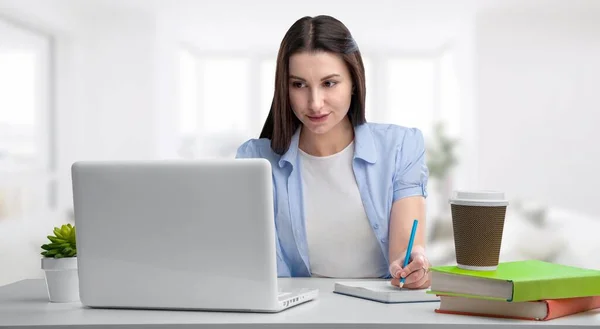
[449,191,509,271]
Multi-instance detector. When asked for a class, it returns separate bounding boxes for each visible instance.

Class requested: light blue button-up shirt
[235,122,428,278]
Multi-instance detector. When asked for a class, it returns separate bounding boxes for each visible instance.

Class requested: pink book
[435,295,600,321]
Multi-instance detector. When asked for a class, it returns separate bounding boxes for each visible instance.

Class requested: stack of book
[428,260,600,321]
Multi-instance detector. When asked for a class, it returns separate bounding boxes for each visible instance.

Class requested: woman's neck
[299,117,354,157]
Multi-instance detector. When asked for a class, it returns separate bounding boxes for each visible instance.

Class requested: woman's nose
[309,89,324,111]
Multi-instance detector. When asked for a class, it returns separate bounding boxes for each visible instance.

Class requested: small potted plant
[40,223,79,302]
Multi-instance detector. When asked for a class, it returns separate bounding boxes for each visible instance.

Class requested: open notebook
[333,280,440,304]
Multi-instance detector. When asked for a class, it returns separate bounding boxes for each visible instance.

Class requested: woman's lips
[308,113,330,122]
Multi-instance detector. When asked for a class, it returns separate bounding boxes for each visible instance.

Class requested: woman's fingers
[390,268,430,289]
[399,253,427,279]
[389,258,405,279]
[403,268,430,289]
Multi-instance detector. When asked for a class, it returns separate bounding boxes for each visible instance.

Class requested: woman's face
[288,51,353,135]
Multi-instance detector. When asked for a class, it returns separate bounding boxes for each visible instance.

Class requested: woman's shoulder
[235,138,277,160]
[363,122,425,149]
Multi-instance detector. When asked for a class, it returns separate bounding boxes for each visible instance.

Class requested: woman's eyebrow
[289,74,341,81]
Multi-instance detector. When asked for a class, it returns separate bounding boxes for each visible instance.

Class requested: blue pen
[399,219,418,289]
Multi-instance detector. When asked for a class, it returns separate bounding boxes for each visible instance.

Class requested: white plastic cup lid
[449,190,509,207]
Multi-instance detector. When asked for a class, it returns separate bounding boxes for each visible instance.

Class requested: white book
[333,280,440,304]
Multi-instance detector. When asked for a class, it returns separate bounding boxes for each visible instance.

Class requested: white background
[1,0,600,286]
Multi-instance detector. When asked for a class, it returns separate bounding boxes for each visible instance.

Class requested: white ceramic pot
[41,257,79,303]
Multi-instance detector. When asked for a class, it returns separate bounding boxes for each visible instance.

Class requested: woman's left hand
[388,245,431,289]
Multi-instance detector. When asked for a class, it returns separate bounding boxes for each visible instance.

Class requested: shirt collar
[278,123,377,168]
[353,123,377,164]
[278,127,301,168]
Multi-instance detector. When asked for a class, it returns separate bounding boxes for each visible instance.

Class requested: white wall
[0,0,77,286]
[56,9,159,212]
[1,0,160,212]
[475,9,600,217]
[0,0,161,286]
[0,0,481,286]
[158,0,477,52]
[8,0,599,286]
[2,0,483,215]
[153,0,481,167]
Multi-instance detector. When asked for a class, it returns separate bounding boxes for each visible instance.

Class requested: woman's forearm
[388,196,427,264]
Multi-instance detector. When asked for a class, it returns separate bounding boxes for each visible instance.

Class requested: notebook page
[339,280,429,293]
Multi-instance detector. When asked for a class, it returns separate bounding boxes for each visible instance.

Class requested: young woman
[236,15,431,289]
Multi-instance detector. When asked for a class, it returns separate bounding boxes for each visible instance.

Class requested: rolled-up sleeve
[392,128,429,202]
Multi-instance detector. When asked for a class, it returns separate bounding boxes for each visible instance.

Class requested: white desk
[1,278,599,328]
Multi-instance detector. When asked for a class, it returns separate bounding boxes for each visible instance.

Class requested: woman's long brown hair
[259,15,367,155]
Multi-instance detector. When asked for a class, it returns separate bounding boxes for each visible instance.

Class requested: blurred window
[177,48,459,157]
[0,18,55,221]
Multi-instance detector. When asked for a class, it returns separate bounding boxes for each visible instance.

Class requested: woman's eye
[292,81,305,88]
[323,81,337,88]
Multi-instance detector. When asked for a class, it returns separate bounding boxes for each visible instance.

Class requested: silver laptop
[71,159,318,312]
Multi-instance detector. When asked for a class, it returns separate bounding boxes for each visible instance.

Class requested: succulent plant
[41,224,77,258]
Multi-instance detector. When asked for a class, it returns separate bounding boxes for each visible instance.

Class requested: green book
[427,260,600,302]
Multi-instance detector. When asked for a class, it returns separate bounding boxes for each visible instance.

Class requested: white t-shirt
[299,141,389,278]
